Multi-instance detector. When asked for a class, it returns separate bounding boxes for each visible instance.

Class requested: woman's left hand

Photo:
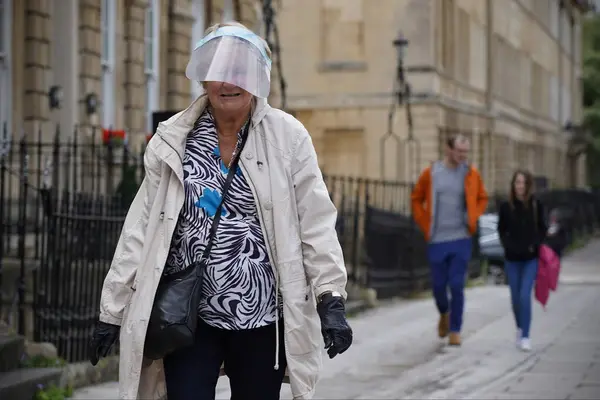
[316,293,353,359]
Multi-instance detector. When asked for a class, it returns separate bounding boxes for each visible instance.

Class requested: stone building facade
[276,0,589,191]
[1,0,589,191]
[2,0,262,147]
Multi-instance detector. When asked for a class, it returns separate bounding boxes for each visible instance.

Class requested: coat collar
[153,95,270,164]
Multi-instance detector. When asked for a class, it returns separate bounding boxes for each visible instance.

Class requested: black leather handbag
[144,122,250,360]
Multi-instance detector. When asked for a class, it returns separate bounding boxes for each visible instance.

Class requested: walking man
[411,134,488,346]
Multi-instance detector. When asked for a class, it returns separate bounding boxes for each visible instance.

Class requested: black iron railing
[1,125,144,362]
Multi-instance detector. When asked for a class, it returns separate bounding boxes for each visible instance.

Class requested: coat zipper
[159,126,283,371]
[239,156,283,372]
[155,132,186,267]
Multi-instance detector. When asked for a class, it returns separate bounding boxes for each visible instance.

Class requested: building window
[440,0,455,75]
[0,0,11,133]
[456,8,470,85]
[145,0,159,133]
[318,0,366,66]
[101,0,116,129]
[191,0,206,100]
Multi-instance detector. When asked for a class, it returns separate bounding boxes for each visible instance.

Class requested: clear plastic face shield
[186,26,272,99]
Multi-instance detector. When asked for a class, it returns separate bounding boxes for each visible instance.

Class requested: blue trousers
[427,238,472,333]
[504,259,538,338]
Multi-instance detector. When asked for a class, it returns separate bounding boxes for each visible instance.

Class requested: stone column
[166,0,194,110]
[79,0,102,137]
[123,0,147,137]
[23,0,52,137]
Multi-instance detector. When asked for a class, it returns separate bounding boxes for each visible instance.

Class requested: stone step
[0,367,63,400]
[0,333,24,373]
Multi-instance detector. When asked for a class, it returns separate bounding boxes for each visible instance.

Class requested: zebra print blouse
[164,109,278,331]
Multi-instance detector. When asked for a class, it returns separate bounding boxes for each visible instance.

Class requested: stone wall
[274,0,584,189]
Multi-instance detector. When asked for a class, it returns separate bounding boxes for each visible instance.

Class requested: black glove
[89,320,120,366]
[316,293,353,359]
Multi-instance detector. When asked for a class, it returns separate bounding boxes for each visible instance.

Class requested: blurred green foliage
[582,15,600,188]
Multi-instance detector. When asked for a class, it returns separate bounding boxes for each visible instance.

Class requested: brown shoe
[449,332,462,346]
[438,313,450,338]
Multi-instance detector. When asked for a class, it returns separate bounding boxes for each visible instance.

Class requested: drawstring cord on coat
[274,273,280,370]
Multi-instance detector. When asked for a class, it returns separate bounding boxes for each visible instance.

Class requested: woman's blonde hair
[203,21,272,60]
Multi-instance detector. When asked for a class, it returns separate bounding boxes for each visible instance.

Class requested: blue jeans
[504,259,538,338]
[427,238,472,333]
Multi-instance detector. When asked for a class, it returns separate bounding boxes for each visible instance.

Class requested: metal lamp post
[262,0,288,111]
[392,32,414,140]
[381,31,418,180]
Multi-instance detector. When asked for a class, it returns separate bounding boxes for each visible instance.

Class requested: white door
[0,0,11,134]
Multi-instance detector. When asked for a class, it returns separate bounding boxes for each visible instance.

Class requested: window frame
[144,0,160,134]
[101,0,116,129]
[0,0,12,134]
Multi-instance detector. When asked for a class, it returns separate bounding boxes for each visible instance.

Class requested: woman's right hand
[88,320,121,366]
[547,223,558,236]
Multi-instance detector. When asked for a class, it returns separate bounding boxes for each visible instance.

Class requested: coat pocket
[282,281,321,356]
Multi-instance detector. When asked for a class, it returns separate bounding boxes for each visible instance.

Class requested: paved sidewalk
[461,240,600,400]
[558,238,600,285]
[465,297,600,400]
[71,239,600,399]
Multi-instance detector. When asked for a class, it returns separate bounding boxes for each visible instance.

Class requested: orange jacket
[410,163,489,241]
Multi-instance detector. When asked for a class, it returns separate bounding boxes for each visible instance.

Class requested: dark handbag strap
[198,120,251,267]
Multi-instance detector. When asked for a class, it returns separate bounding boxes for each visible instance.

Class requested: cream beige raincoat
[98,96,348,399]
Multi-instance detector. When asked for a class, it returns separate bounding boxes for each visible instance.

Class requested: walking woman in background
[497,170,547,352]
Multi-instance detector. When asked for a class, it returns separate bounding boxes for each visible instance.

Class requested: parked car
[478,213,507,285]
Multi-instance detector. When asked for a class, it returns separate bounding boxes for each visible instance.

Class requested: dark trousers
[427,238,472,333]
[163,319,287,400]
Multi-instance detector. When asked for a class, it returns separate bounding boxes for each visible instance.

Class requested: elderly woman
[87,22,352,400]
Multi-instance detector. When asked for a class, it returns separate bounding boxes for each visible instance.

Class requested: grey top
[429,161,470,244]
